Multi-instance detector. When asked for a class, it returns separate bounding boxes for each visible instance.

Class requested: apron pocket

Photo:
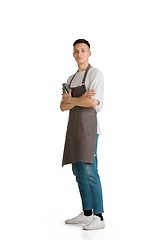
[67,112,94,137]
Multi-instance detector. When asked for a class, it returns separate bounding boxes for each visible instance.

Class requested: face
[73,43,91,64]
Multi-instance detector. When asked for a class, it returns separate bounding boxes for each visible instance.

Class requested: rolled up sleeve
[89,71,104,113]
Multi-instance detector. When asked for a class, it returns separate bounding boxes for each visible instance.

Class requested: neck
[78,62,89,72]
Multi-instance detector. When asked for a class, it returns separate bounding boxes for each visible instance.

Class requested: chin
[77,59,84,64]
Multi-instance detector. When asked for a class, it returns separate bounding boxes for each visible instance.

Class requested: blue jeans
[72,135,104,214]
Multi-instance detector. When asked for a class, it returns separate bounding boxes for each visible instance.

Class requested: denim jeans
[72,135,104,214]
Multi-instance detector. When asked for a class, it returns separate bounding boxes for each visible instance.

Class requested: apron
[62,64,97,166]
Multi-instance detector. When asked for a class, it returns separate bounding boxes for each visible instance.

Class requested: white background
[0,0,160,239]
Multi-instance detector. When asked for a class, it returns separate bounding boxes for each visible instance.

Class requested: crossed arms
[60,89,98,112]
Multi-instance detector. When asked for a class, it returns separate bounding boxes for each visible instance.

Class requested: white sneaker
[65,212,93,224]
[83,215,105,230]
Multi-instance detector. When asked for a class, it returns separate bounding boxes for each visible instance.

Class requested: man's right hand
[81,89,96,98]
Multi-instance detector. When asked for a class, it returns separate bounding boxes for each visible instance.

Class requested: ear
[88,51,92,57]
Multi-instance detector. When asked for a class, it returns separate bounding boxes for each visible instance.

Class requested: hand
[81,89,96,98]
[62,89,72,103]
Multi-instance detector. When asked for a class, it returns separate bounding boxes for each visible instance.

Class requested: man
[60,39,105,230]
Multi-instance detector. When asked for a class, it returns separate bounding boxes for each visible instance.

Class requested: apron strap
[69,64,91,88]
[68,70,79,88]
[82,64,90,85]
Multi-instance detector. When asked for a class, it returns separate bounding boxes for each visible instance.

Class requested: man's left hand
[62,89,72,103]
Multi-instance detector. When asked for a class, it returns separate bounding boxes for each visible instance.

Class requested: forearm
[70,96,98,108]
[60,102,76,112]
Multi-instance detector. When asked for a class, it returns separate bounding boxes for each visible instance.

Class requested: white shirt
[62,67,104,134]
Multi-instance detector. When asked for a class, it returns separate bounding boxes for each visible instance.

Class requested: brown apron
[62,64,97,166]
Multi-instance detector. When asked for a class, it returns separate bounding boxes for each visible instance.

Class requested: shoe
[83,215,105,230]
[65,212,93,224]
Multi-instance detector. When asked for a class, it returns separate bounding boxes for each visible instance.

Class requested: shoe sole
[65,221,92,224]
[83,225,105,230]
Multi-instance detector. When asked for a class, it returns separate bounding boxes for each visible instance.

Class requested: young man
[60,39,105,230]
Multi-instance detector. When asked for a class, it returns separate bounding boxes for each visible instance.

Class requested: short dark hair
[73,39,90,49]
